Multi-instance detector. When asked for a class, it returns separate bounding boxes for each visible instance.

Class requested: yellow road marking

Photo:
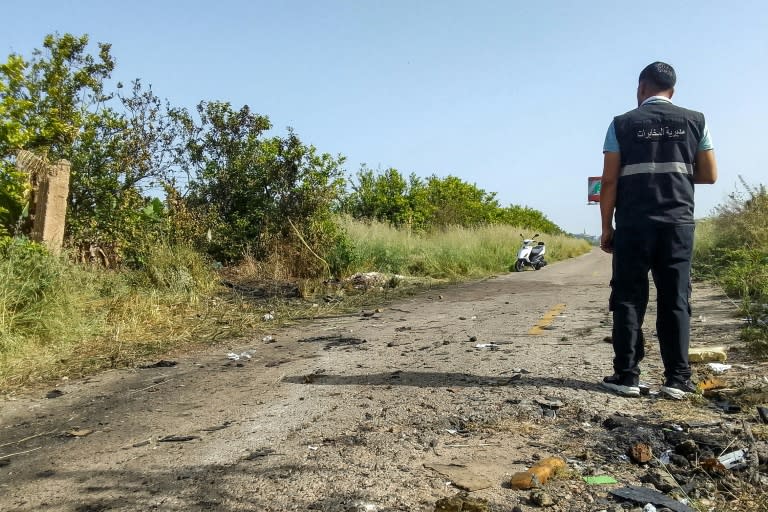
[528,303,567,335]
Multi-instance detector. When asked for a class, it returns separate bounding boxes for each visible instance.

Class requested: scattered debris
[45,389,64,399]
[609,486,696,512]
[353,501,379,512]
[298,335,367,350]
[201,421,233,432]
[628,442,653,464]
[262,335,274,343]
[244,448,276,460]
[713,400,741,413]
[510,456,566,489]
[64,428,93,438]
[347,272,390,289]
[530,489,555,507]
[423,463,492,491]
[158,435,200,442]
[674,439,697,457]
[718,448,748,470]
[474,343,499,350]
[706,362,731,373]
[139,360,177,368]
[698,377,728,392]
[535,398,564,410]
[688,346,727,363]
[227,351,254,361]
[262,311,275,321]
[640,469,679,492]
[583,475,618,485]
[758,406,768,424]
[683,419,722,429]
[433,494,489,512]
[603,415,636,430]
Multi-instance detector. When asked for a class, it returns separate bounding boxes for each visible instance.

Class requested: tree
[424,175,501,227]
[179,101,346,261]
[67,80,187,259]
[344,166,412,226]
[3,33,114,159]
[343,167,564,234]
[0,33,115,236]
[498,205,563,235]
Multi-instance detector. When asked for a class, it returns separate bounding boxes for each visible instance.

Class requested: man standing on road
[599,62,718,399]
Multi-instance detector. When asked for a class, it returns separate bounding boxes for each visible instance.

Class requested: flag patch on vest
[632,118,687,143]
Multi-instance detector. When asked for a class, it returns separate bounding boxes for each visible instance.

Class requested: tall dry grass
[337,217,592,279]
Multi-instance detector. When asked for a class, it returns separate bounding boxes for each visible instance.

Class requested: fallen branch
[0,428,57,449]
[127,378,174,395]
[0,446,43,460]
[443,443,499,448]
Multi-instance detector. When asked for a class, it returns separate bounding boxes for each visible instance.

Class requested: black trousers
[610,223,694,382]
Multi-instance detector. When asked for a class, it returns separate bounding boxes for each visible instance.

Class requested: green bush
[128,243,215,293]
[326,228,360,278]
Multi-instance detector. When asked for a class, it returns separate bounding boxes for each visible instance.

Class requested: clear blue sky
[2,1,766,235]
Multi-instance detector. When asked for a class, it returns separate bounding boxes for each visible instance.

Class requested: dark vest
[613,100,705,226]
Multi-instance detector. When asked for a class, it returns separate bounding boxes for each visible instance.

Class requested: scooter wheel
[514,260,525,272]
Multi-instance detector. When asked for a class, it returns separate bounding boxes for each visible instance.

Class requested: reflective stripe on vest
[620,162,693,177]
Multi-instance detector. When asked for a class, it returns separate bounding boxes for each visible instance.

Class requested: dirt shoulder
[1,250,766,512]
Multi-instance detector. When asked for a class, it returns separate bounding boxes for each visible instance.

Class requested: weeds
[694,179,768,358]
[0,240,220,391]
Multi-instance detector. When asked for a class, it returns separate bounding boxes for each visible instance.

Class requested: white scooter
[514,234,547,272]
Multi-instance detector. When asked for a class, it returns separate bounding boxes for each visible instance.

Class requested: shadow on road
[283,371,616,395]
[4,462,407,512]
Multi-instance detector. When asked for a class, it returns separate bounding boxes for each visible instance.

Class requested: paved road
[0,250,743,511]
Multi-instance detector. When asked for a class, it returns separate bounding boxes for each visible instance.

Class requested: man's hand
[600,226,614,253]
